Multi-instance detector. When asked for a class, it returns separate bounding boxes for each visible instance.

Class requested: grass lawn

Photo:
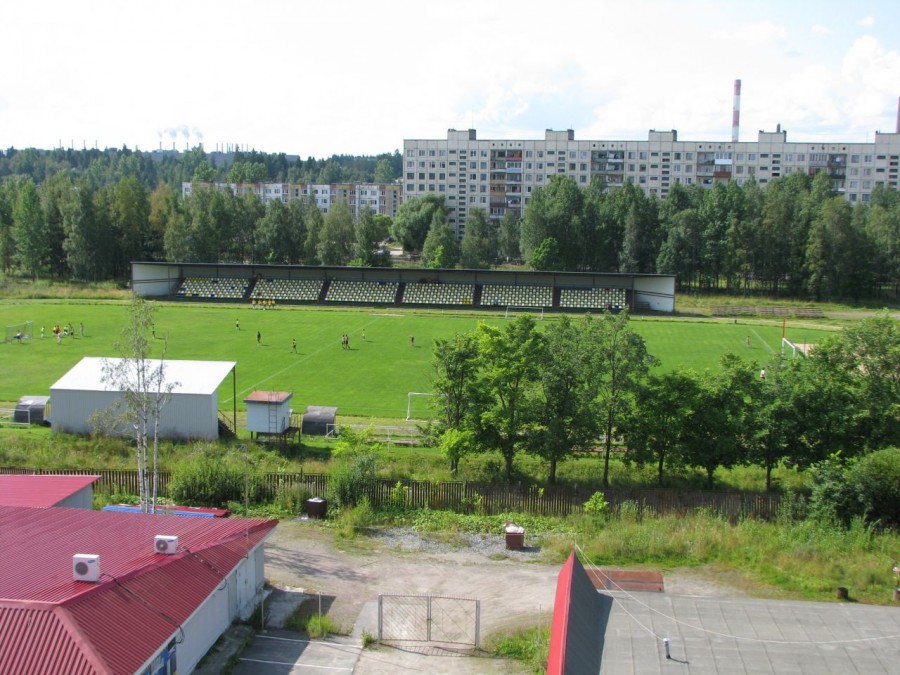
[0,299,840,419]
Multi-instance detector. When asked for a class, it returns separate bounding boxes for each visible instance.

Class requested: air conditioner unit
[73,554,101,582]
[154,535,178,555]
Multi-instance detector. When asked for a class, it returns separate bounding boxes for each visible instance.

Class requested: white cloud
[810,24,831,36]
[858,16,875,27]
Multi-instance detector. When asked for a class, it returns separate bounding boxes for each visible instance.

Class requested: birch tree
[96,296,177,513]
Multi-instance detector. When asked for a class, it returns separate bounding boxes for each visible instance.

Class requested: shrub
[848,447,900,527]
[168,453,267,506]
[328,451,378,508]
[583,491,609,518]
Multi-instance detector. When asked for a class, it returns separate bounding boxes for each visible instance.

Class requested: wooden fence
[0,467,782,521]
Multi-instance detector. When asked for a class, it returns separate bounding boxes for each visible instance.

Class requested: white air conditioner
[154,535,178,555]
[73,553,101,582]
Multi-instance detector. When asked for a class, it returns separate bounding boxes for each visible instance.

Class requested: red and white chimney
[732,79,741,143]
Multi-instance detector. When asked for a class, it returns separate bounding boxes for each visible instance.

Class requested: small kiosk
[244,391,299,443]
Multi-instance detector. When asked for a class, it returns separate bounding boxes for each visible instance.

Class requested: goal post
[406,392,438,420]
[504,305,544,320]
[781,337,802,358]
[3,321,33,344]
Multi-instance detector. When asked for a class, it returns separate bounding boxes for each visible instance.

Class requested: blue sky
[1,0,898,157]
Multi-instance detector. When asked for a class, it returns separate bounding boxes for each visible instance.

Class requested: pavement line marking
[240,657,353,671]
[256,634,363,652]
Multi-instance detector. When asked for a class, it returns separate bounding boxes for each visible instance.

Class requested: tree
[421,210,458,268]
[373,158,395,184]
[498,209,521,261]
[304,196,325,264]
[521,176,583,270]
[391,193,446,253]
[317,199,355,265]
[63,181,112,280]
[678,355,755,487]
[353,207,389,266]
[97,296,177,513]
[624,370,698,486]
[593,310,656,486]
[111,176,150,276]
[12,178,49,280]
[529,237,561,271]
[0,180,16,273]
[459,208,497,269]
[532,316,604,483]
[810,313,900,449]
[431,333,487,473]
[475,316,544,481]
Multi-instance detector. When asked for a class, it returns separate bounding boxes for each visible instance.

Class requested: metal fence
[378,594,480,647]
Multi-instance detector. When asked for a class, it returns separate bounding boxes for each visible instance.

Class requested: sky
[1,0,898,158]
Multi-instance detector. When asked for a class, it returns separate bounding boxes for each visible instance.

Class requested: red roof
[244,390,292,403]
[0,506,277,674]
[0,474,100,508]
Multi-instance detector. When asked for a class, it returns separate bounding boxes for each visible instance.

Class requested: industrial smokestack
[732,79,741,143]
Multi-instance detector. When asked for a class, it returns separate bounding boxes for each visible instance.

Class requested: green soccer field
[0,300,838,420]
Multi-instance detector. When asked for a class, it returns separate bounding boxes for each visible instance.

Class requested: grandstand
[326,280,399,304]
[132,263,676,313]
[481,284,553,308]
[559,287,627,311]
[251,278,323,302]
[402,282,475,306]
[177,276,250,300]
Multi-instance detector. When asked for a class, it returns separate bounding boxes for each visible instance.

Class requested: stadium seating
[177,276,250,300]
[558,287,627,310]
[325,280,399,304]
[402,282,475,306]
[251,278,323,302]
[481,284,553,308]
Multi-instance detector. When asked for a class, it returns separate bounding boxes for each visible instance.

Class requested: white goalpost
[504,305,544,320]
[3,321,34,343]
[406,392,438,420]
[781,337,812,358]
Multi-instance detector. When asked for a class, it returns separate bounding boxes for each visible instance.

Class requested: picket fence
[0,466,782,521]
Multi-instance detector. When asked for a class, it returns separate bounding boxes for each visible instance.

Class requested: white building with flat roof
[403,128,900,238]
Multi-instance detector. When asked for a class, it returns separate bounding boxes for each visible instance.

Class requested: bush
[168,452,267,506]
[848,447,900,527]
[583,491,609,518]
[328,451,378,508]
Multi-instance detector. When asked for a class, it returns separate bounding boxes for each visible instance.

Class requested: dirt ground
[261,518,745,674]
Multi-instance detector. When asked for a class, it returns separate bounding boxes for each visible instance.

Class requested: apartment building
[182,181,402,218]
[403,128,900,238]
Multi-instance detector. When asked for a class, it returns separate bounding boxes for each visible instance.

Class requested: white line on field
[750,328,775,355]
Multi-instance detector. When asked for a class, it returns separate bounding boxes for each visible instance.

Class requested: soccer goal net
[3,321,33,344]
[781,337,804,358]
[504,305,544,320]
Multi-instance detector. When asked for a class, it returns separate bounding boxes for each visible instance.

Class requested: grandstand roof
[0,474,99,508]
[0,505,276,674]
[51,357,236,396]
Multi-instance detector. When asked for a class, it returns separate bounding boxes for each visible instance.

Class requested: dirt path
[265,520,563,637]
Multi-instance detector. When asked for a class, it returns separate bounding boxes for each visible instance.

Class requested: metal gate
[378,594,480,648]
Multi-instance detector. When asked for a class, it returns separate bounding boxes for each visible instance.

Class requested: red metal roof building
[0,474,100,509]
[0,506,277,674]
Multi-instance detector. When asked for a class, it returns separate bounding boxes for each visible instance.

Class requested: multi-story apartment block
[182,181,402,219]
[403,128,900,238]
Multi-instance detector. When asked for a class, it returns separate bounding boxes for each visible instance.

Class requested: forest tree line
[0,145,898,301]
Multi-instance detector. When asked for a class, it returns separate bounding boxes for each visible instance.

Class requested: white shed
[244,391,293,435]
[50,357,236,440]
